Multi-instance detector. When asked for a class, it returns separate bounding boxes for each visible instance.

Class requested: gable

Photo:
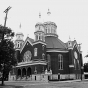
[20,37,34,53]
[20,41,33,62]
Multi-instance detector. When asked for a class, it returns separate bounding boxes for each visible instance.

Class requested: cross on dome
[69,36,71,41]
[39,12,41,18]
[19,23,21,29]
[47,9,51,16]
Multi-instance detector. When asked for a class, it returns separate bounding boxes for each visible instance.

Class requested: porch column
[26,68,27,80]
[21,68,22,80]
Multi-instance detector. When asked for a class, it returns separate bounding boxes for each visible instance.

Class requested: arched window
[46,27,48,33]
[48,28,50,33]
[42,53,45,59]
[18,42,20,48]
[23,50,32,62]
[58,54,63,70]
[47,54,51,70]
[42,45,44,50]
[45,29,47,33]
[77,60,80,70]
[40,34,42,41]
[36,35,38,41]
[34,48,37,56]
[39,34,41,40]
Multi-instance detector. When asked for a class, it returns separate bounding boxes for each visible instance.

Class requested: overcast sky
[0,0,88,63]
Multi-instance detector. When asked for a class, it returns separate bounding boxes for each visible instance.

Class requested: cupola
[67,36,72,49]
[15,32,24,50]
[44,9,58,37]
[34,13,45,42]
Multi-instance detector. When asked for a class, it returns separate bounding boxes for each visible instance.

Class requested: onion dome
[34,13,45,42]
[44,9,58,37]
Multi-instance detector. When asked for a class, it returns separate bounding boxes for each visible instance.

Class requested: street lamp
[4,6,11,27]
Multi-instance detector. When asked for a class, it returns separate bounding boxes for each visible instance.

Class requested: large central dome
[44,21,58,37]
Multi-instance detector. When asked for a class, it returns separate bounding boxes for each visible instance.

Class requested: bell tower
[15,32,24,62]
[15,32,24,50]
[33,13,46,60]
[34,13,45,42]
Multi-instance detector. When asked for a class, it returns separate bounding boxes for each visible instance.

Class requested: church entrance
[22,68,26,77]
[27,67,31,77]
[18,69,21,76]
[17,69,21,80]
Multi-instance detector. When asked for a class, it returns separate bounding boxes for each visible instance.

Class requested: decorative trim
[33,41,46,45]
[47,50,68,53]
[16,61,47,67]
[45,34,58,37]
[69,65,74,68]
[16,63,47,67]
[15,49,20,51]
[84,72,88,74]
[68,48,73,50]
[20,37,33,53]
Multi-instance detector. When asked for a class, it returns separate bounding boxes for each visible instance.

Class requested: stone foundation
[9,75,16,81]
[8,73,83,81]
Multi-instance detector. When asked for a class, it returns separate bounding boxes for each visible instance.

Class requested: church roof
[45,36,67,49]
[28,37,34,43]
[20,37,34,53]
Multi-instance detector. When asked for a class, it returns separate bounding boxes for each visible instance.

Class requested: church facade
[9,13,83,81]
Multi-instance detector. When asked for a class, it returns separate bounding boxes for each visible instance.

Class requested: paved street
[1,80,88,88]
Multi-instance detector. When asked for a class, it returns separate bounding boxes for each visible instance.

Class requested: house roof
[45,36,67,49]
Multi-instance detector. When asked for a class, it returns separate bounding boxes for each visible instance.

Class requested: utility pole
[1,6,11,85]
[4,6,11,27]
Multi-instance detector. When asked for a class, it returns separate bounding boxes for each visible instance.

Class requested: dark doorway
[18,69,21,76]
[22,68,26,77]
[27,67,31,77]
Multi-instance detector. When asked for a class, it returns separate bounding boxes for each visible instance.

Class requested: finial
[19,23,21,29]
[47,8,51,15]
[39,12,41,18]
[27,34,29,37]
[74,38,76,40]
[69,36,71,41]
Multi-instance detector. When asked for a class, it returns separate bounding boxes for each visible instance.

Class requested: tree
[0,25,17,85]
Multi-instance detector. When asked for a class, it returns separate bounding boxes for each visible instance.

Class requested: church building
[9,10,83,81]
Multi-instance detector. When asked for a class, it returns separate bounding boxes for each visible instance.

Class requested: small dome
[44,21,57,37]
[35,22,43,27]
[16,32,24,40]
[44,21,57,28]
[16,32,24,36]
[35,22,45,32]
